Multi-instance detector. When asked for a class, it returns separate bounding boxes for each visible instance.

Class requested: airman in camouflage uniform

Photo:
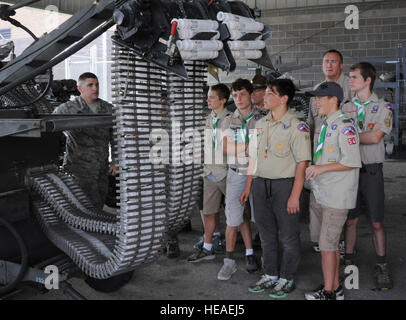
[53,73,116,209]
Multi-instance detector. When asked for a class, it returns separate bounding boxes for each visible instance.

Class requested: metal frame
[363,43,406,148]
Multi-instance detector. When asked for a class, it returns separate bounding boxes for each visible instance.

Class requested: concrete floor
[9,160,406,300]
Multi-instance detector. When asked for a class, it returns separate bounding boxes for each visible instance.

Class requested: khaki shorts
[202,176,227,215]
[309,193,348,252]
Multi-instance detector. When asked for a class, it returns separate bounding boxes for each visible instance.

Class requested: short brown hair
[210,83,230,101]
[350,62,376,91]
[231,78,253,94]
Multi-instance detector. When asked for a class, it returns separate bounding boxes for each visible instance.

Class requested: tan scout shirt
[342,93,393,164]
[253,110,311,179]
[307,73,353,147]
[314,111,362,209]
[203,108,231,181]
[221,106,263,174]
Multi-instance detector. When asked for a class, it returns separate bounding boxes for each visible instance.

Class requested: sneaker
[304,287,336,300]
[375,263,393,290]
[187,248,215,263]
[305,284,344,300]
[268,278,295,299]
[245,254,259,273]
[248,275,278,293]
[212,234,224,253]
[166,239,180,259]
[217,258,237,281]
[193,235,204,250]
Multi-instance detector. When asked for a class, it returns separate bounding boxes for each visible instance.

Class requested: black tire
[85,271,134,293]
[0,217,28,296]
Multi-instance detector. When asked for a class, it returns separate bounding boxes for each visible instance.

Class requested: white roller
[174,18,219,31]
[225,21,264,32]
[217,11,255,24]
[176,40,223,51]
[177,29,220,40]
[231,50,262,59]
[228,40,265,50]
[179,50,219,60]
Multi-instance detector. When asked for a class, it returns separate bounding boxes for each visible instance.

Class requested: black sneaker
[306,284,344,300]
[187,248,215,263]
[246,254,259,273]
[305,286,337,300]
[193,235,204,250]
[375,263,393,290]
[212,234,224,253]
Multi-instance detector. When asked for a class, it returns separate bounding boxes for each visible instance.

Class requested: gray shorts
[224,168,252,227]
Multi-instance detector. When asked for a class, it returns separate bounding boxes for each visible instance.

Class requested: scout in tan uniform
[342,62,393,290]
[188,84,231,262]
[241,78,311,298]
[305,50,353,254]
[304,82,361,300]
[217,78,261,280]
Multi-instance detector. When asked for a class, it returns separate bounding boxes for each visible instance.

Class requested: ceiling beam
[1,0,94,15]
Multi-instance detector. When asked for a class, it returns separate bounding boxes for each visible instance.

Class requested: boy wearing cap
[304,82,361,300]
[217,78,261,280]
[188,83,231,262]
[342,62,393,290]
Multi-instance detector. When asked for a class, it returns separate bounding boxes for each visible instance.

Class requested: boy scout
[304,82,361,300]
[342,62,393,290]
[188,83,230,262]
[217,78,261,280]
[242,78,311,299]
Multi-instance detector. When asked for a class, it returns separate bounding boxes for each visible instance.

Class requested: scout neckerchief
[238,112,255,143]
[313,113,345,162]
[353,98,371,132]
[212,114,220,149]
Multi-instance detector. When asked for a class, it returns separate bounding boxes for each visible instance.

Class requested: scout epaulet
[297,123,309,132]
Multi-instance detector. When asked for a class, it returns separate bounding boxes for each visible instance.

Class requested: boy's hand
[287,196,300,214]
[305,165,324,180]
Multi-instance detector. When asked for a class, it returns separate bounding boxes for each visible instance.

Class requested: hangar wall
[255,0,406,87]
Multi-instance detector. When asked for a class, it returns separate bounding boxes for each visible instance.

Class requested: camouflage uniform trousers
[69,166,109,210]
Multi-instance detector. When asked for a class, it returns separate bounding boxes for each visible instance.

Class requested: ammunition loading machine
[0,0,275,298]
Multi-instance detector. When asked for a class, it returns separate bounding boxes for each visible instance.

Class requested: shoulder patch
[342,126,356,136]
[384,103,393,113]
[297,123,309,132]
[254,114,262,121]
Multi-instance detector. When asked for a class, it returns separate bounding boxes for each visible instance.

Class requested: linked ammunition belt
[28,43,204,279]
